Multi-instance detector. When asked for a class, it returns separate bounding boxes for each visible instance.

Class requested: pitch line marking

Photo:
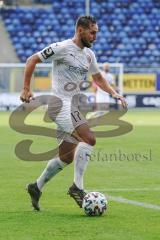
[90,188,160,192]
[107,195,160,210]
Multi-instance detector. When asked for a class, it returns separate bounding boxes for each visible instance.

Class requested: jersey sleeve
[37,42,64,62]
[89,52,100,75]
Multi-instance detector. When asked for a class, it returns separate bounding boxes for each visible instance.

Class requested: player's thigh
[59,140,77,163]
[72,123,96,146]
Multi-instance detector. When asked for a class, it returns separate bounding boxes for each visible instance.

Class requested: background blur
[0,0,160,109]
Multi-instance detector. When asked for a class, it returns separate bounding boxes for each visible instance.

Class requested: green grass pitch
[0,109,159,240]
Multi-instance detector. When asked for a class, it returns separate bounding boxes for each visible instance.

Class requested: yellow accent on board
[123,74,156,92]
[33,77,51,91]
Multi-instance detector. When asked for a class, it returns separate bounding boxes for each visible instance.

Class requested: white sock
[74,142,93,190]
[37,157,67,190]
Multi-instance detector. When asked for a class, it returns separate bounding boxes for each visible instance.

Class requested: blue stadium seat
[1,0,160,67]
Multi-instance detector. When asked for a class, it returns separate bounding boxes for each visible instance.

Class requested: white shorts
[48,95,87,144]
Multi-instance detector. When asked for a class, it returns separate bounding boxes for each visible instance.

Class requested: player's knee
[86,137,96,146]
[59,155,74,164]
[90,137,96,146]
[60,157,73,164]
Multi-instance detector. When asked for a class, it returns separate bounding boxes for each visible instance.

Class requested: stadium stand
[1,0,160,67]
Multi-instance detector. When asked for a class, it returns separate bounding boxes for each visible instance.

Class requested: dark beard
[81,38,91,48]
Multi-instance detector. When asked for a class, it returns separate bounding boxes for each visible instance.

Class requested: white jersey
[38,39,99,99]
[96,71,115,103]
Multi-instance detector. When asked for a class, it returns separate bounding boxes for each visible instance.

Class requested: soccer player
[96,63,116,107]
[91,63,117,118]
[20,16,127,211]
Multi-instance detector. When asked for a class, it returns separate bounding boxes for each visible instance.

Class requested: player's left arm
[92,72,127,108]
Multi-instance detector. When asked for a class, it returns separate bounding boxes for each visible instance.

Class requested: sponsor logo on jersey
[68,65,88,75]
[41,46,54,59]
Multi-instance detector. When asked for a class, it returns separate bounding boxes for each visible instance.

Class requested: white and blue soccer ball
[82,192,108,216]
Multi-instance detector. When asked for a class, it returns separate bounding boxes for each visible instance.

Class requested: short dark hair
[76,16,97,29]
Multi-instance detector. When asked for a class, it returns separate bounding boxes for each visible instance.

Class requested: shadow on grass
[0,209,108,220]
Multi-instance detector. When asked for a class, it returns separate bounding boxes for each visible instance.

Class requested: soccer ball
[82,192,108,216]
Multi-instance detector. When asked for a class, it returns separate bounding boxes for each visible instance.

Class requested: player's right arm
[20,54,41,103]
[20,42,64,103]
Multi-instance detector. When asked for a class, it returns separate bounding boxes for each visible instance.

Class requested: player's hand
[112,93,128,108]
[20,87,34,103]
